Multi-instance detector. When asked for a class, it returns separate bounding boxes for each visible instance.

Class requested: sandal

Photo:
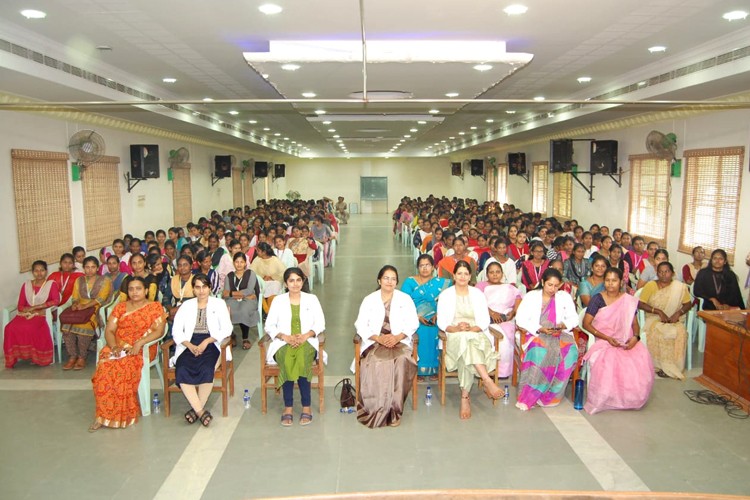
[299,412,313,426]
[199,410,213,427]
[280,413,294,427]
[460,394,471,420]
[88,421,102,433]
[242,340,252,350]
[185,409,198,424]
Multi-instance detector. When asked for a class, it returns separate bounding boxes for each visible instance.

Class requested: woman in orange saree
[89,277,166,431]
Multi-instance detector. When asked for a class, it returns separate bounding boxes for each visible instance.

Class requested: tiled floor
[2,215,749,500]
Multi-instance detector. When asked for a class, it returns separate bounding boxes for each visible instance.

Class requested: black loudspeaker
[214,156,232,178]
[550,140,574,173]
[130,145,160,179]
[451,162,462,176]
[274,163,286,178]
[508,152,527,175]
[470,159,484,176]
[254,161,269,178]
[591,140,618,174]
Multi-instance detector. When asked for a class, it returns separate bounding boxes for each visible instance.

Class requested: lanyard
[58,273,71,293]
[712,273,723,296]
[178,279,189,300]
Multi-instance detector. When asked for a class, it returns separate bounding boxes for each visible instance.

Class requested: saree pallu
[517,332,578,409]
[583,294,654,414]
[642,281,689,380]
[91,302,165,428]
[483,284,521,378]
[356,344,417,428]
[401,276,450,376]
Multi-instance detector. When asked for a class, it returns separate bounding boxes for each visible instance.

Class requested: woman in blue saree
[401,254,451,378]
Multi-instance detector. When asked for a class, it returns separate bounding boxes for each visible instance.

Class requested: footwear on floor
[63,357,77,370]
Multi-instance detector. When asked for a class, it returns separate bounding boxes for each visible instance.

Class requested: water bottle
[573,379,585,410]
[425,386,433,406]
[243,389,251,409]
[503,385,510,405]
[348,406,355,413]
[152,393,161,414]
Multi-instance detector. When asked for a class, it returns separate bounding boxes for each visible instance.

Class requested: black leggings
[282,377,311,407]
[239,324,251,340]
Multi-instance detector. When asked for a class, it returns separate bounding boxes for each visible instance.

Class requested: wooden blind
[11,149,74,271]
[243,166,255,209]
[532,162,548,215]
[679,147,744,262]
[627,155,670,247]
[497,163,508,204]
[553,172,572,219]
[232,168,243,208]
[172,164,193,227]
[82,155,123,251]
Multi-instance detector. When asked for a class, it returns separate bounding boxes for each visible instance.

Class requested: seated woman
[354,265,418,428]
[475,262,522,379]
[4,260,61,368]
[162,256,197,323]
[563,242,590,288]
[60,257,112,370]
[520,241,549,290]
[90,277,167,431]
[437,236,477,284]
[223,252,261,350]
[638,262,693,379]
[401,254,451,379]
[144,254,167,302]
[287,226,315,277]
[195,250,220,295]
[514,268,579,411]
[681,246,705,286]
[171,274,233,427]
[579,255,609,307]
[104,256,128,300]
[582,267,654,414]
[250,242,286,314]
[637,249,669,289]
[437,261,504,420]
[508,230,529,262]
[48,253,83,305]
[264,267,326,426]
[693,249,745,310]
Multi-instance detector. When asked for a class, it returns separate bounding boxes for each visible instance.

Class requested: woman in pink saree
[582,267,654,414]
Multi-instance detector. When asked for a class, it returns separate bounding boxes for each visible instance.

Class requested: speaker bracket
[211,174,223,186]
[519,171,530,183]
[124,173,145,193]
[567,169,622,202]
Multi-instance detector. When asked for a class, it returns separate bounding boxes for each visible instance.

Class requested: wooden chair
[258,333,326,414]
[160,337,235,417]
[512,325,582,388]
[437,329,501,406]
[2,302,61,364]
[353,333,420,411]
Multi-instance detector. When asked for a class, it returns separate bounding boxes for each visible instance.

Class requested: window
[552,172,572,219]
[82,155,123,251]
[627,155,670,247]
[532,162,548,215]
[11,149,74,271]
[497,163,508,204]
[486,163,497,202]
[171,163,193,226]
[679,147,744,262]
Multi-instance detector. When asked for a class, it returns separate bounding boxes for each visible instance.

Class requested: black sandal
[199,410,213,427]
[185,409,198,424]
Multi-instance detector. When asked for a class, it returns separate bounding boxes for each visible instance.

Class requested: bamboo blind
[532,162,548,215]
[497,163,508,204]
[232,168,243,208]
[82,155,123,251]
[627,155,670,247]
[485,164,496,202]
[679,147,744,261]
[172,164,193,227]
[11,149,74,271]
[553,172,572,220]
[243,165,255,209]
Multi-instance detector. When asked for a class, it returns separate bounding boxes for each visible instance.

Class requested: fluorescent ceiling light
[410,128,418,132]
[327,128,336,132]
[533,96,545,101]
[723,10,747,21]
[308,114,443,123]
[162,77,177,83]
[263,127,270,131]
[458,132,465,135]
[404,135,411,138]
[248,120,258,124]
[417,120,427,124]
[274,133,281,136]
[228,110,239,115]
[506,110,516,114]
[503,4,528,15]
[648,46,666,53]
[244,40,533,65]
[638,81,647,86]
[322,120,332,125]
[302,92,317,98]
[261,73,269,78]
[449,136,455,140]
[202,97,214,102]
[333,135,340,138]
[281,63,300,71]
[429,109,440,114]
[470,126,477,130]
[258,4,283,15]
[445,92,459,97]
[314,109,326,115]
[486,119,494,123]
[20,9,46,19]
[577,76,592,83]
[473,64,493,71]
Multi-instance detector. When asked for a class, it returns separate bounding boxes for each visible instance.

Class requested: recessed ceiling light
[470,126,478,130]
[473,64,493,72]
[723,10,748,21]
[336,139,343,143]
[429,109,440,114]
[20,9,46,19]
[409,128,418,133]
[458,131,465,135]
[637,81,647,87]
[302,92,317,98]
[434,143,439,146]
[281,63,300,71]
[228,110,239,115]
[162,77,177,83]
[322,120,332,125]
[505,110,516,114]
[404,135,411,138]
[261,73,270,79]
[449,136,455,140]
[503,4,528,15]
[441,140,447,143]
[327,128,336,132]
[248,120,258,124]
[648,46,666,53]
[533,96,545,101]
[202,97,214,102]
[263,127,270,131]
[445,92,460,97]
[577,76,592,83]
[315,109,326,115]
[274,133,281,136]
[486,119,494,123]
[417,120,427,125]
[283,137,289,140]
[258,4,283,15]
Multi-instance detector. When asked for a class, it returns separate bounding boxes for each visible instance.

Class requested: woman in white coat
[264,267,326,427]
[172,274,233,426]
[437,260,504,420]
[514,267,579,411]
[354,265,419,428]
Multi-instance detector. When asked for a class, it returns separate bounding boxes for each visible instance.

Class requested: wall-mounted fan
[646,130,678,161]
[68,130,105,175]
[168,147,190,167]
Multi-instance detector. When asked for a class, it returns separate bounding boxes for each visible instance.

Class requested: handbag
[59,305,96,325]
[334,378,356,409]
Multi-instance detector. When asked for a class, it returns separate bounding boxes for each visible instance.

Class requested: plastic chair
[2,302,61,364]
[329,239,337,267]
[689,283,707,353]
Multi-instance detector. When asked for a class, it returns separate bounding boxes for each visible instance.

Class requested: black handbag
[334,378,356,408]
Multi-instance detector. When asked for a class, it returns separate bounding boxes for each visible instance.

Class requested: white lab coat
[170,296,233,366]
[274,247,297,269]
[515,289,579,347]
[436,286,493,344]
[353,289,419,355]
[263,292,327,365]
[482,256,518,285]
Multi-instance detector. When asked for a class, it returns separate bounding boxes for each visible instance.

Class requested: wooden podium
[696,309,750,412]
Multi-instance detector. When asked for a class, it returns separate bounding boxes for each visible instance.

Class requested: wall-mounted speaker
[550,140,574,173]
[274,163,286,178]
[130,145,160,179]
[470,159,484,176]
[508,152,527,175]
[451,162,462,176]
[254,161,269,178]
[590,140,618,174]
[214,155,232,178]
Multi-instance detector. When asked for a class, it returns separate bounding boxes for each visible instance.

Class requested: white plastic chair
[2,302,61,364]
[329,238,337,267]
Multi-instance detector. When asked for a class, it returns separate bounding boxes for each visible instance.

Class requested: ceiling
[0,0,749,159]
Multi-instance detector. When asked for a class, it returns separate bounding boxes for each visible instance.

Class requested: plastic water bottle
[340,406,355,413]
[243,389,251,409]
[152,393,161,414]
[425,386,433,406]
[503,385,510,405]
[573,379,585,410]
